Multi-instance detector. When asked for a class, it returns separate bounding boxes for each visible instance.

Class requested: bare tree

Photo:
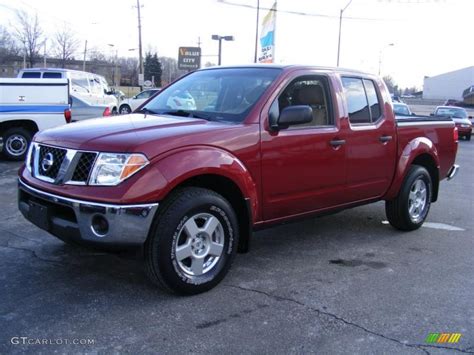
[13,10,44,68]
[0,25,19,59]
[53,25,79,68]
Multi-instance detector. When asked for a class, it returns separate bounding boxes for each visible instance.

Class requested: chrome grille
[37,145,67,179]
[31,143,97,185]
[71,152,97,183]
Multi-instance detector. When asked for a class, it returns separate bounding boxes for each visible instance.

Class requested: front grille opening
[71,152,97,183]
[38,145,67,179]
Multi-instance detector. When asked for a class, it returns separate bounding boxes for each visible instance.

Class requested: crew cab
[18,66,459,294]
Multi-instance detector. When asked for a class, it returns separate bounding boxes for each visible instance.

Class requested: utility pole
[82,40,88,71]
[336,0,353,67]
[135,0,144,84]
[254,0,260,63]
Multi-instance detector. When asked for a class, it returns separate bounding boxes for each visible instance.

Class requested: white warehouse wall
[423,66,474,100]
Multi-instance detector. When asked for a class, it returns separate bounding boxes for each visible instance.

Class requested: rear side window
[43,72,62,79]
[22,72,41,78]
[363,79,381,120]
[342,77,382,124]
[342,77,370,124]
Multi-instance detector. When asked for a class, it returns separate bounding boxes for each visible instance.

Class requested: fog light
[91,214,109,237]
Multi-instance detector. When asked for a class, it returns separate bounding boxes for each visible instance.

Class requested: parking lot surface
[1,141,473,354]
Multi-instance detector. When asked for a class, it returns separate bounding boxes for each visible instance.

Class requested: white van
[18,68,118,114]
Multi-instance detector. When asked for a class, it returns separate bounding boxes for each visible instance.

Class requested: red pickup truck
[18,65,459,294]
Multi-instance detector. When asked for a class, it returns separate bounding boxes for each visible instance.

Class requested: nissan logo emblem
[41,152,54,172]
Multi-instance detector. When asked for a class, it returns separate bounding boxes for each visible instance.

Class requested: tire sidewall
[150,190,238,294]
[400,166,432,228]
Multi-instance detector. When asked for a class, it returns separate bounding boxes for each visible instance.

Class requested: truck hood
[35,113,242,159]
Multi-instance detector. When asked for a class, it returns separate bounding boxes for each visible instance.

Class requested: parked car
[70,96,112,122]
[18,65,459,294]
[0,78,70,160]
[393,102,415,116]
[119,89,160,114]
[18,68,118,114]
[432,106,472,140]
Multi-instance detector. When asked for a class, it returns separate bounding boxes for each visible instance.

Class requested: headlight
[89,153,149,186]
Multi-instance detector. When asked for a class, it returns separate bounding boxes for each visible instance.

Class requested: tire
[2,127,32,161]
[385,165,432,231]
[466,133,471,141]
[119,105,131,115]
[145,187,239,295]
[111,107,118,115]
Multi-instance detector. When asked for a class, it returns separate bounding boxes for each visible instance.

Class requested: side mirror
[469,116,473,119]
[430,113,434,116]
[272,105,313,130]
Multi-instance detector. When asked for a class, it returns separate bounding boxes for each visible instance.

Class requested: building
[0,55,120,86]
[423,66,474,101]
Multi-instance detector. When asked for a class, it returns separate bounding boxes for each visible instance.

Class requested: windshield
[436,107,468,118]
[393,104,410,116]
[142,68,281,122]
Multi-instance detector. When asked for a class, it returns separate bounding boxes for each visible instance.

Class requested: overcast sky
[1,0,473,88]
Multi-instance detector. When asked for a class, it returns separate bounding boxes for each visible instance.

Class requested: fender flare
[151,146,259,224]
[384,137,440,200]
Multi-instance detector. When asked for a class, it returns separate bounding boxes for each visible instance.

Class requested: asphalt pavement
[0,140,473,354]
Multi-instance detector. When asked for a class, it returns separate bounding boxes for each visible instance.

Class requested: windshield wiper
[160,110,213,120]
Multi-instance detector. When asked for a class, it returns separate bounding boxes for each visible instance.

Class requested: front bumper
[18,179,159,246]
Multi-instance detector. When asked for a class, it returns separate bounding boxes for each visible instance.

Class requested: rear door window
[342,77,383,124]
[342,77,370,124]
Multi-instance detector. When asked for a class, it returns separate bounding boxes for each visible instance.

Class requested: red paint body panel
[20,66,458,229]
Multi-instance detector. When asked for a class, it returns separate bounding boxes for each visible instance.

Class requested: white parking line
[382,220,465,231]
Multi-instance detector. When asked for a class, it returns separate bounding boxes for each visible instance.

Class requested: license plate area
[28,200,50,230]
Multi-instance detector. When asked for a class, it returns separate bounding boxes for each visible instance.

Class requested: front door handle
[379,135,393,143]
[330,139,346,147]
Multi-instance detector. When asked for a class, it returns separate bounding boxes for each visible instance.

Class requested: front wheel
[385,165,432,231]
[119,105,131,115]
[145,187,239,295]
[2,127,32,161]
[466,133,471,141]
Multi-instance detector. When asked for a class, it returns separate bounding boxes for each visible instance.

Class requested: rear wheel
[466,133,471,141]
[385,165,432,231]
[2,127,32,161]
[145,187,239,295]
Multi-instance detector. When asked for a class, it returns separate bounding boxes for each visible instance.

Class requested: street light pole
[212,35,234,66]
[336,0,353,67]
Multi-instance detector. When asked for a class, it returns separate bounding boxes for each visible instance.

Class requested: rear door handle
[330,139,346,147]
[379,135,393,143]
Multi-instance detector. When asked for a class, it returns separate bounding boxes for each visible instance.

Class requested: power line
[217,0,396,21]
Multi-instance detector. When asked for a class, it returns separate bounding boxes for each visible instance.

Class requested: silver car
[70,96,112,122]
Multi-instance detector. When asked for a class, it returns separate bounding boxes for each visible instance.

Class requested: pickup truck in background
[18,65,459,294]
[1,78,71,160]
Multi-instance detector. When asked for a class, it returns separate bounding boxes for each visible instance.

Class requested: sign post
[178,47,201,71]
